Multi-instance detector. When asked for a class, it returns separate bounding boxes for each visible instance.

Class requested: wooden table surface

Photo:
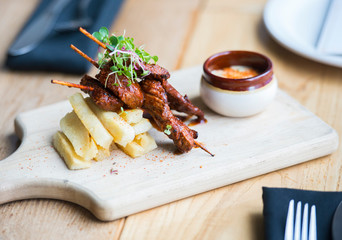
[0,0,341,239]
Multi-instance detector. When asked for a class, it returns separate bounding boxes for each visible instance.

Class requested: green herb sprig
[164,125,172,135]
[92,27,158,86]
[119,107,127,115]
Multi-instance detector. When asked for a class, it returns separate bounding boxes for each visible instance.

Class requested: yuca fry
[118,141,144,158]
[132,118,152,135]
[118,132,157,158]
[53,131,91,170]
[120,109,143,124]
[94,146,110,161]
[69,93,113,149]
[135,132,157,153]
[94,142,118,161]
[60,111,97,160]
[85,97,135,147]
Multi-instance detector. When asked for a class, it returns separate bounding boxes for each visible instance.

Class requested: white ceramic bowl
[200,51,277,117]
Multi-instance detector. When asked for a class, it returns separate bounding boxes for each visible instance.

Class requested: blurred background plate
[263,0,342,68]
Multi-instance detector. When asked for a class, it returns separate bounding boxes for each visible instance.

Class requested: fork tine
[285,199,295,240]
[301,203,309,240]
[294,201,302,240]
[309,205,317,240]
[284,201,317,240]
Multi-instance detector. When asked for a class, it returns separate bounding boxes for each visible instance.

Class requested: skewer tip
[194,141,215,157]
[79,26,107,50]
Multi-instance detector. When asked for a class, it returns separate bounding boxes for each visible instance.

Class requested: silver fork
[284,199,317,240]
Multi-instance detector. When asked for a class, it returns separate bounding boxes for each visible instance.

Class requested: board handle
[12,101,69,137]
[0,178,113,221]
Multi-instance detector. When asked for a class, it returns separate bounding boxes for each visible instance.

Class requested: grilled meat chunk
[96,63,144,109]
[140,79,198,139]
[80,75,124,112]
[140,79,198,153]
[139,62,170,80]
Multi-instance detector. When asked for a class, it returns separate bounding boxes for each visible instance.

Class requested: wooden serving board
[0,66,338,221]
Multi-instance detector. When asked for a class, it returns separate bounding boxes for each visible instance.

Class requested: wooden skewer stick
[51,80,94,92]
[70,44,99,68]
[79,27,108,50]
[194,141,215,157]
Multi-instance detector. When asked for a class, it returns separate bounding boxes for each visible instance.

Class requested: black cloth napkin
[263,187,342,240]
[5,0,124,74]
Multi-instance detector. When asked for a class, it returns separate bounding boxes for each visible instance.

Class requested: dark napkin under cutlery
[5,0,124,74]
[263,187,342,240]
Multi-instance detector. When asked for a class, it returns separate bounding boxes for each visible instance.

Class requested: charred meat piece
[174,115,198,139]
[161,79,206,122]
[80,75,124,112]
[139,62,170,80]
[140,79,197,153]
[96,63,144,109]
[140,79,198,139]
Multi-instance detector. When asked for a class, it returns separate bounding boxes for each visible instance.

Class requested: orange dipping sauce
[212,65,259,79]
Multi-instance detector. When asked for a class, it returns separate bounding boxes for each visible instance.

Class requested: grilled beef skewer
[80,75,124,112]
[51,78,124,112]
[140,79,198,138]
[141,79,212,155]
[140,79,196,153]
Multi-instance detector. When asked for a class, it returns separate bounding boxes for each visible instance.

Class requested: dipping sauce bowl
[200,50,277,117]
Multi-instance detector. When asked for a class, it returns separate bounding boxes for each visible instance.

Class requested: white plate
[263,0,342,68]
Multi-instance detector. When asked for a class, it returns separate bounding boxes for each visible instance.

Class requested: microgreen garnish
[92,27,158,84]
[164,125,172,135]
[119,107,126,115]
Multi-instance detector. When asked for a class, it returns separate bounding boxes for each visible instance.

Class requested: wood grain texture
[1,0,342,239]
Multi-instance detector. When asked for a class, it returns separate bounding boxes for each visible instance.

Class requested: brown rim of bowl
[202,50,273,91]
